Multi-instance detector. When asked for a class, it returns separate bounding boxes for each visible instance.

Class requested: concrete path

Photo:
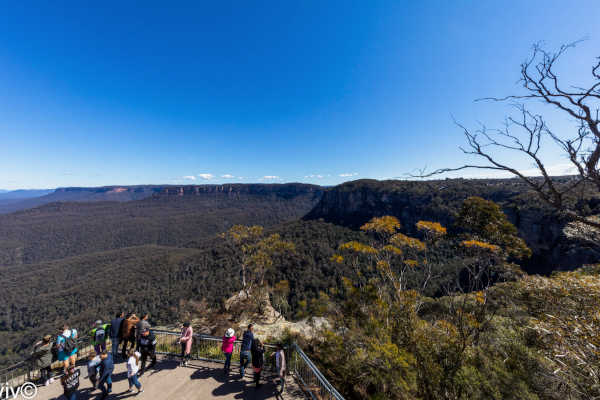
[35,357,305,400]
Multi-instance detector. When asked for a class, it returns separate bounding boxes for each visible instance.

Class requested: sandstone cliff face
[304,179,600,274]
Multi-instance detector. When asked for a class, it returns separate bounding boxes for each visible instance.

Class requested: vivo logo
[0,382,37,399]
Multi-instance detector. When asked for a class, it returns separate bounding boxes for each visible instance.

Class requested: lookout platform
[36,357,304,400]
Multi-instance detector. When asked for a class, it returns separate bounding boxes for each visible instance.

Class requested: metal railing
[1,330,345,400]
[152,329,278,371]
[0,335,97,389]
[289,344,345,400]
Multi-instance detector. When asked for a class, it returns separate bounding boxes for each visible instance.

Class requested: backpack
[51,343,59,362]
[95,327,106,343]
[61,334,76,354]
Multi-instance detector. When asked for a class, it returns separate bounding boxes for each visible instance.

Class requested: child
[87,353,101,389]
[61,365,80,400]
[127,349,144,393]
[221,328,236,374]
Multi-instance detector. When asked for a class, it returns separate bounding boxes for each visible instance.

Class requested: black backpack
[61,334,76,354]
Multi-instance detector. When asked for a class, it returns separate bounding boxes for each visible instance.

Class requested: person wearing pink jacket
[178,322,193,367]
[221,328,236,374]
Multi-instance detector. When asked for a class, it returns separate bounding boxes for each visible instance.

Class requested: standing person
[98,351,114,400]
[126,349,144,394]
[137,328,157,375]
[273,344,286,394]
[239,324,254,377]
[86,353,101,389]
[178,322,193,367]
[109,312,124,360]
[250,338,265,388]
[57,324,78,373]
[60,365,80,400]
[31,334,54,386]
[120,313,139,359]
[221,328,236,374]
[135,313,150,349]
[90,320,109,355]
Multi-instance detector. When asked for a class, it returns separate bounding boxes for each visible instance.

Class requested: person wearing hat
[221,328,236,374]
[137,328,157,375]
[31,334,54,386]
[178,322,193,367]
[90,319,109,355]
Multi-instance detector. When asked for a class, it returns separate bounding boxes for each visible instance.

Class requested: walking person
[109,312,124,360]
[60,365,80,400]
[57,324,78,373]
[86,353,101,389]
[221,328,236,375]
[137,328,157,375]
[90,320,109,355]
[251,338,265,388]
[273,344,286,394]
[98,351,114,400]
[31,334,54,386]
[135,313,150,350]
[126,349,144,394]
[239,324,253,377]
[178,322,193,367]
[120,313,139,359]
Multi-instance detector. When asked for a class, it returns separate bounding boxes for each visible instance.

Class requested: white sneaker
[49,378,55,384]
[44,380,50,386]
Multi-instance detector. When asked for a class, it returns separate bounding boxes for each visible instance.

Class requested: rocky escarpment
[304,179,600,274]
[1,183,324,214]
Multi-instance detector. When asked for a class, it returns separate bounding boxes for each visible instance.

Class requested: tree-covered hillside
[0,184,322,265]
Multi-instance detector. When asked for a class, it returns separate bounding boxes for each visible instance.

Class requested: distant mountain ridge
[0,183,322,214]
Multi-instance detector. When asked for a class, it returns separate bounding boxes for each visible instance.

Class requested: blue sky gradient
[1,1,598,189]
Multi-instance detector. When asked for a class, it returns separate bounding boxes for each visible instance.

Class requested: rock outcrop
[305,179,600,273]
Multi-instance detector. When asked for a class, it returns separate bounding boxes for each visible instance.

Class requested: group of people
[30,312,159,399]
[29,316,286,399]
[221,324,286,393]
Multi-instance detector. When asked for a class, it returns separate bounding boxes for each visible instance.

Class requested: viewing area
[1,330,344,400]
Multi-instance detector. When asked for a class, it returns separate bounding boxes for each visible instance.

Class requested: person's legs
[279,373,285,393]
[240,351,251,376]
[224,352,231,371]
[99,380,108,399]
[180,342,186,365]
[148,350,156,368]
[140,351,147,373]
[62,358,70,373]
[107,375,112,393]
[68,391,78,400]
[111,338,120,360]
[131,374,142,390]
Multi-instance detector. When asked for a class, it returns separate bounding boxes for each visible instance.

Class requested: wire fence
[0,330,345,400]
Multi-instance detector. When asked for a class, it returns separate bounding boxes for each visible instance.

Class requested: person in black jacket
[98,351,114,400]
[109,312,124,360]
[61,365,80,400]
[137,328,157,375]
[250,338,265,388]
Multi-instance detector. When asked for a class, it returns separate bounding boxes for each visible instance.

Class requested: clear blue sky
[0,1,598,189]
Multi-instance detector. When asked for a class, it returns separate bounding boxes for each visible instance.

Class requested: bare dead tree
[418,42,600,229]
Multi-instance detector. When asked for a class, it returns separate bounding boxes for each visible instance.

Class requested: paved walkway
[35,357,305,400]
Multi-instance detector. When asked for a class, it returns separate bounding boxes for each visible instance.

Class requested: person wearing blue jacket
[98,351,114,400]
[109,312,124,360]
[239,324,254,377]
